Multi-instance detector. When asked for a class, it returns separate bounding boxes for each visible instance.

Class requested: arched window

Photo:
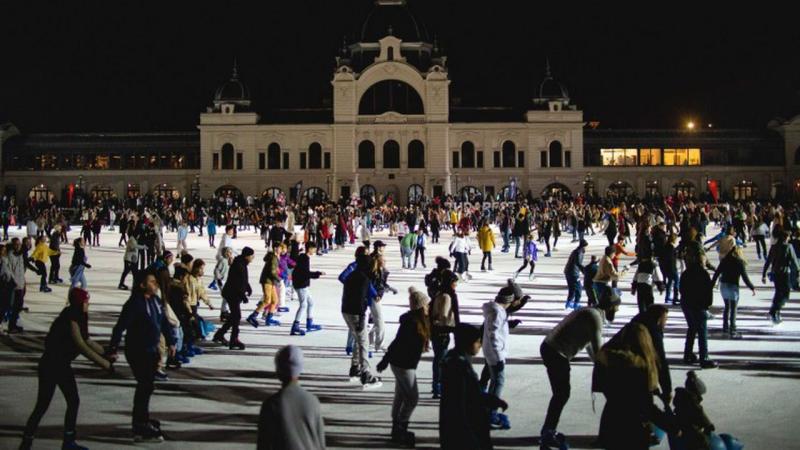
[360,184,377,199]
[358,80,424,115]
[221,143,234,170]
[215,185,243,201]
[408,140,425,168]
[461,141,476,168]
[29,184,52,202]
[645,181,660,198]
[459,185,480,202]
[126,183,141,199]
[606,181,634,199]
[502,140,516,168]
[673,181,695,198]
[383,140,400,169]
[308,142,322,169]
[91,185,115,200]
[154,184,180,200]
[262,187,283,199]
[267,143,281,170]
[549,141,563,168]
[407,184,424,204]
[542,183,571,199]
[358,140,376,169]
[303,187,328,205]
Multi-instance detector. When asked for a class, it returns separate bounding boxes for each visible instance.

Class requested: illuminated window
[663,149,675,166]
[41,154,57,170]
[95,154,110,169]
[601,148,638,166]
[733,180,757,200]
[664,148,701,166]
[639,149,662,166]
[688,148,701,165]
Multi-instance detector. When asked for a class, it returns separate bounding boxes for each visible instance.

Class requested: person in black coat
[440,323,506,450]
[214,247,254,350]
[341,253,380,386]
[680,259,717,369]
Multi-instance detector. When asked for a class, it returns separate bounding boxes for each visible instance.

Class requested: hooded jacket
[481,301,509,365]
[222,255,252,302]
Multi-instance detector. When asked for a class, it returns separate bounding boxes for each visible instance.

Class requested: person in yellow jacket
[449,209,459,231]
[31,236,59,292]
[478,220,496,271]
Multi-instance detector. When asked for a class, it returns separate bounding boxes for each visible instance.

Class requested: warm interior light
[686,121,696,130]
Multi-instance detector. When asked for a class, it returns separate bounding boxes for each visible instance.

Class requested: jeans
[565,274,582,305]
[293,287,313,323]
[401,247,413,268]
[770,272,791,315]
[513,235,521,257]
[126,351,158,427]
[486,362,506,412]
[368,301,385,351]
[454,252,469,274]
[723,298,739,332]
[390,365,419,424]
[174,326,184,354]
[343,313,370,373]
[682,304,709,360]
[24,360,80,437]
[501,230,510,251]
[70,265,87,289]
[663,266,680,302]
[481,251,492,269]
[431,332,450,391]
[541,341,570,433]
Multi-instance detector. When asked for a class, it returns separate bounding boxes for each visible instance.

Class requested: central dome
[360,0,428,43]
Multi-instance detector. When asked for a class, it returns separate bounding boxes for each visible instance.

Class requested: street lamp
[686,121,696,130]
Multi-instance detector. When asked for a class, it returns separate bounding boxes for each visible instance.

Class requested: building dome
[360,0,428,43]
[538,61,569,100]
[212,61,251,111]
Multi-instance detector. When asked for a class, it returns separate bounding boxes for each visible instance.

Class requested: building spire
[232,57,239,79]
[545,57,552,79]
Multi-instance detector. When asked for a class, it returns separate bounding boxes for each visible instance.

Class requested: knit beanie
[408,286,430,311]
[435,256,451,270]
[495,279,521,304]
[275,345,303,381]
[685,370,707,396]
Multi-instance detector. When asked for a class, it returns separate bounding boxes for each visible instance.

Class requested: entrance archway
[91,185,115,200]
[606,181,635,199]
[154,184,180,200]
[673,181,695,198]
[407,184,424,204]
[29,184,53,202]
[542,183,571,199]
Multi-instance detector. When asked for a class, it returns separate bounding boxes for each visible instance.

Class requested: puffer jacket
[481,301,509,366]
[477,226,495,252]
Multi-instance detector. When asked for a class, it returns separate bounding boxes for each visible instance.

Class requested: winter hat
[435,256,451,270]
[495,279,521,304]
[408,286,430,311]
[68,288,90,308]
[275,345,303,381]
[685,370,706,396]
[241,246,255,257]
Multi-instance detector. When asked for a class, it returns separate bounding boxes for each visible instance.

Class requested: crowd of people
[0,189,783,449]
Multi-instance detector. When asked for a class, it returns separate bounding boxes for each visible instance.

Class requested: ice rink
[1,223,798,449]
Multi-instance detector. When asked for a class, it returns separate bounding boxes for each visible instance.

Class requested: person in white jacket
[450,231,473,281]
[480,279,525,430]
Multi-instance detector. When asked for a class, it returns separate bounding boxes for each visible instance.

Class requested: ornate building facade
[2,0,800,205]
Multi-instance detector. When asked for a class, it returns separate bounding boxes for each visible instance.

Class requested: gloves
[390,287,398,295]
[376,357,389,373]
[242,297,249,304]
[508,319,522,329]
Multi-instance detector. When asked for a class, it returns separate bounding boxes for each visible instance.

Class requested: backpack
[424,270,442,298]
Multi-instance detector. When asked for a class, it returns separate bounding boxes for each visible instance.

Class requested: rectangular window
[236,153,243,170]
[517,151,525,168]
[663,149,676,166]
[601,148,638,166]
[688,148,701,165]
[324,152,331,169]
[300,152,307,169]
[639,148,662,166]
[111,154,122,170]
[477,151,484,168]
[282,152,289,170]
[624,148,637,166]
[96,154,110,170]
[452,151,460,169]
[41,154,57,170]
[493,151,500,168]
[213,153,220,170]
[259,153,265,170]
[565,151,571,167]
[160,153,169,169]
[540,151,548,168]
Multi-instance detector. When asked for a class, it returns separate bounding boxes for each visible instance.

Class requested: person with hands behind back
[376,286,431,447]
[19,288,115,450]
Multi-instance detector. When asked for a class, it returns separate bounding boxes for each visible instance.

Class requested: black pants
[754,235,767,258]
[606,233,616,247]
[414,247,426,267]
[635,284,654,313]
[34,261,47,289]
[515,259,535,276]
[481,251,492,269]
[49,255,60,282]
[218,299,241,341]
[541,341,570,433]
[10,288,25,329]
[24,360,79,437]
[126,350,158,426]
[120,260,137,287]
[138,250,147,271]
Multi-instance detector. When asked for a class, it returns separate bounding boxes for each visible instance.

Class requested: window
[300,152,307,169]
[268,143,281,170]
[358,80,424,115]
[600,148,638,166]
[282,152,289,169]
[221,143,234,170]
[383,140,400,169]
[259,152,266,170]
[549,141,563,167]
[795,146,800,165]
[358,140,376,169]
[324,152,331,169]
[213,153,219,170]
[236,153,243,170]
[688,148,701,165]
[408,140,425,168]
[477,151,484,168]
[540,151,548,168]
[111,154,122,170]
[452,151,460,169]
[639,148,662,166]
[461,141,475,168]
[664,148,701,166]
[501,141,516,168]
[493,151,500,168]
[733,181,758,200]
[564,151,571,167]
[309,142,322,169]
[517,151,525,168]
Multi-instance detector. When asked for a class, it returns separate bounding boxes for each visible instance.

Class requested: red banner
[708,180,719,202]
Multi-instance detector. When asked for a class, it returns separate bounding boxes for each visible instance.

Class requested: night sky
[2,2,798,133]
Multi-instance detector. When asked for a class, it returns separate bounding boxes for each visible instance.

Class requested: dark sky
[2,1,799,133]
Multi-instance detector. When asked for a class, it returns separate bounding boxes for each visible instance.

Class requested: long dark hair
[410,307,431,353]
